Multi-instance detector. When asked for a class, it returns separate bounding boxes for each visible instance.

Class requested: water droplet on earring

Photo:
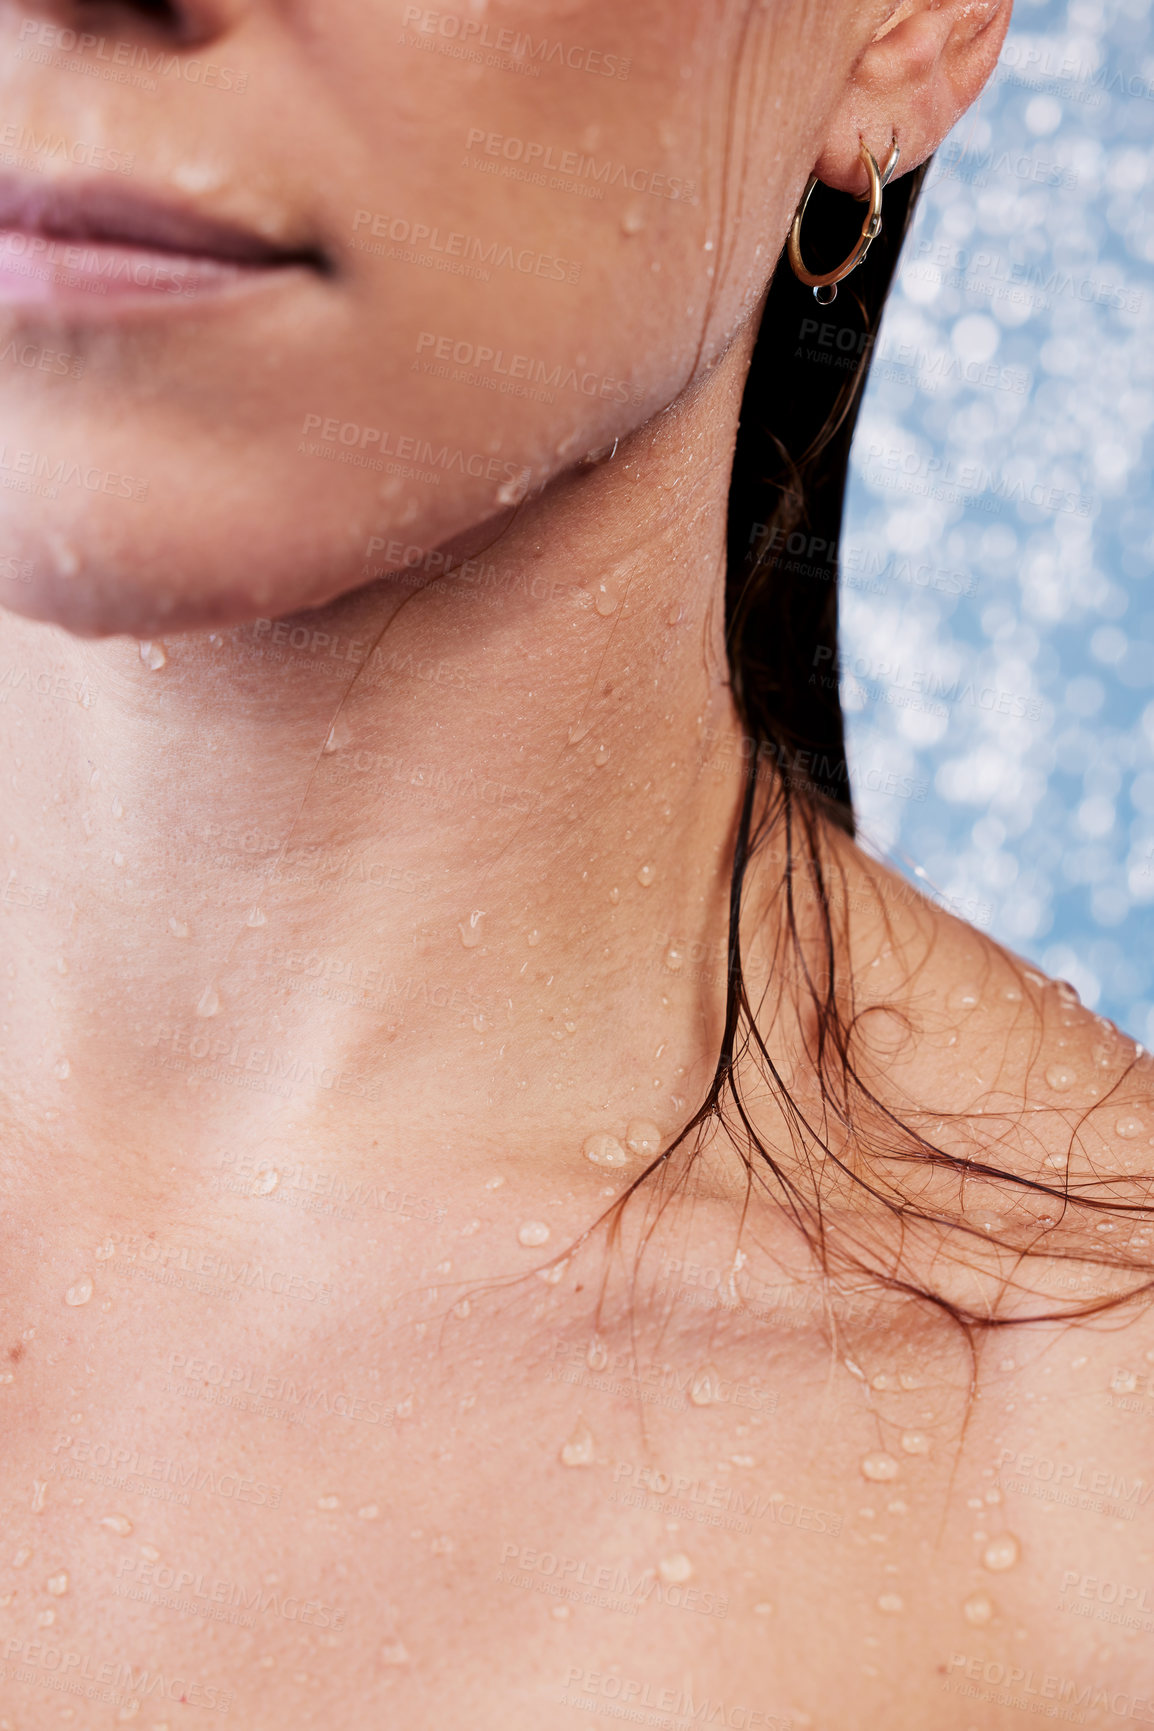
[659,1553,693,1584]
[963,1592,994,1625]
[560,1417,596,1467]
[637,864,656,888]
[982,1533,1020,1572]
[861,1453,899,1482]
[139,641,168,672]
[583,1133,628,1168]
[100,1515,133,1536]
[196,982,221,1019]
[459,911,487,949]
[251,1168,279,1196]
[64,1279,93,1307]
[1045,1065,1076,1091]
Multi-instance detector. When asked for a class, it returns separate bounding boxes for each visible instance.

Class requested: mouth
[0,175,331,310]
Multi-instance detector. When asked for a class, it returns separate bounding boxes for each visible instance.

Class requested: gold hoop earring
[787,139,900,305]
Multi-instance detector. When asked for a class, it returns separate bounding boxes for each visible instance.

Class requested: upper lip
[0,174,329,270]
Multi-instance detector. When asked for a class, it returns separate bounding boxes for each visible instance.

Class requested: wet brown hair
[604,162,1154,1333]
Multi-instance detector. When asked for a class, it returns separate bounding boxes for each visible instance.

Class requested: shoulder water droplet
[861,1453,900,1482]
[982,1533,1020,1572]
[560,1417,596,1467]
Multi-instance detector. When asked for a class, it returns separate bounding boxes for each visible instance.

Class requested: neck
[0,337,768,1181]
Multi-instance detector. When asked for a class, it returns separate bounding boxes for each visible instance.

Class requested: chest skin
[1,1143,1152,1731]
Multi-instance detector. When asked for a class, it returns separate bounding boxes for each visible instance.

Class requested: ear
[812,0,1012,193]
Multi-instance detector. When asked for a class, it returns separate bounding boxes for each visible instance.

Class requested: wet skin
[3,0,1151,1726]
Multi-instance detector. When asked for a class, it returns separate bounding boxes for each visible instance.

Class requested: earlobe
[812,0,1011,192]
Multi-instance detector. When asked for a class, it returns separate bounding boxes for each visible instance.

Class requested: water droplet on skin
[658,1553,693,1584]
[46,1572,68,1596]
[117,1700,141,1720]
[594,744,611,768]
[982,1533,1021,1572]
[621,206,647,236]
[877,1594,904,1614]
[1045,1065,1076,1091]
[947,985,982,1012]
[861,1454,900,1482]
[551,1602,570,1620]
[431,1534,453,1555]
[560,1417,596,1467]
[196,982,221,1019]
[53,1058,71,1081]
[64,1279,93,1307]
[36,1609,55,1627]
[459,911,487,950]
[900,1432,931,1455]
[12,1546,31,1566]
[753,1601,773,1615]
[323,718,352,755]
[689,1364,723,1407]
[100,1515,133,1536]
[871,1373,892,1391]
[594,581,620,618]
[357,1504,380,1521]
[452,1298,471,1319]
[1055,980,1081,1007]
[316,1495,340,1511]
[168,917,189,938]
[139,641,168,671]
[637,864,656,888]
[844,1358,866,1380]
[382,1641,410,1666]
[526,929,541,947]
[586,1338,609,1372]
[537,1257,570,1285]
[246,907,267,929]
[964,1592,995,1625]
[608,886,621,905]
[583,1132,629,1168]
[1116,1116,1144,1139]
[567,721,592,746]
[663,944,685,973]
[625,1120,663,1156]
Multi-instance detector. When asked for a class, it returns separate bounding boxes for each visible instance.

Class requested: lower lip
[0,228,291,309]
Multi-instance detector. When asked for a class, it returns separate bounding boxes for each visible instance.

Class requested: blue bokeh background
[843,0,1154,1037]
